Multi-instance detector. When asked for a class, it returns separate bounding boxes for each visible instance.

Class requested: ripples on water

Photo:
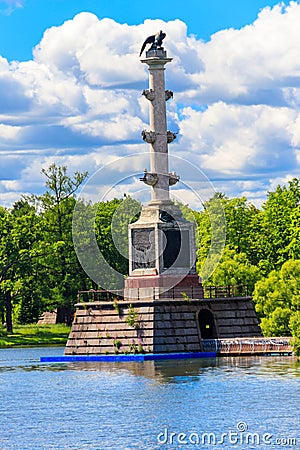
[0,347,299,449]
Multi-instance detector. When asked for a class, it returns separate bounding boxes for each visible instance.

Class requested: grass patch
[0,323,71,348]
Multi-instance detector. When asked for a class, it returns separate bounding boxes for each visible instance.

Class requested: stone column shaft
[142,56,172,203]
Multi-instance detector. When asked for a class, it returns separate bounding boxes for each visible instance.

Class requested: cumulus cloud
[178,102,297,175]
[1,4,300,207]
[181,2,300,107]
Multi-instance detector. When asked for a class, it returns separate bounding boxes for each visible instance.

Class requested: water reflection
[106,356,300,382]
[0,347,299,381]
[55,357,218,384]
[220,355,300,377]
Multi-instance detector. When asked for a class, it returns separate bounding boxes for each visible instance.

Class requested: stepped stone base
[65,297,262,355]
[37,310,57,325]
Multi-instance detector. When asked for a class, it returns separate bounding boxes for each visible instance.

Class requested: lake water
[0,347,299,450]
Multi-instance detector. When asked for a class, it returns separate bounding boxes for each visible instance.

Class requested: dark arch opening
[198,309,217,339]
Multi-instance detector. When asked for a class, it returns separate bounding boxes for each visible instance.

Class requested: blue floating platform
[40,352,217,363]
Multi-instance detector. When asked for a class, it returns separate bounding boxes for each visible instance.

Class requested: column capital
[141,54,172,69]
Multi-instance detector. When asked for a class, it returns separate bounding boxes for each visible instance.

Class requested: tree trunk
[5,291,13,333]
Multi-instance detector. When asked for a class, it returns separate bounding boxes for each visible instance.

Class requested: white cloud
[0,0,24,15]
[1,5,300,207]
[178,102,297,174]
[0,123,21,140]
[2,0,24,4]
[182,2,300,106]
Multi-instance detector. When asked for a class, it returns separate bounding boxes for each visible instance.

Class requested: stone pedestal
[125,198,200,300]
[128,202,196,275]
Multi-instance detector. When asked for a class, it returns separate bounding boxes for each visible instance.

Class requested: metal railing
[202,337,293,354]
[203,284,250,298]
[77,290,124,303]
[77,284,250,302]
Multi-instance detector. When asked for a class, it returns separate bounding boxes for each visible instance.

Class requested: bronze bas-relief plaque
[132,228,156,270]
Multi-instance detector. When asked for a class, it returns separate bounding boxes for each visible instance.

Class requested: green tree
[253,260,300,336]
[32,164,89,324]
[289,311,300,357]
[0,203,43,331]
[206,248,261,293]
[195,193,226,281]
[286,203,300,260]
[95,196,141,278]
[259,178,300,270]
[196,193,261,281]
[223,197,261,263]
[71,195,141,292]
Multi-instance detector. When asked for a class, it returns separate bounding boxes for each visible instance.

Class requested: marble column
[141,48,176,204]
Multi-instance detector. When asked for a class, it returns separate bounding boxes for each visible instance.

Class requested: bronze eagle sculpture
[139,30,166,57]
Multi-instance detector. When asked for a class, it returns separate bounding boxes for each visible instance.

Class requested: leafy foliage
[207,248,262,293]
[258,178,300,271]
[195,180,300,348]
[195,194,261,280]
[94,196,140,276]
[289,311,300,357]
[0,164,89,330]
[125,304,139,329]
[253,260,300,336]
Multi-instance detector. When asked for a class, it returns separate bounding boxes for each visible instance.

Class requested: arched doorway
[198,309,217,339]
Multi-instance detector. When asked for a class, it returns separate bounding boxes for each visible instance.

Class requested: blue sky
[0,0,300,208]
[0,0,282,61]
